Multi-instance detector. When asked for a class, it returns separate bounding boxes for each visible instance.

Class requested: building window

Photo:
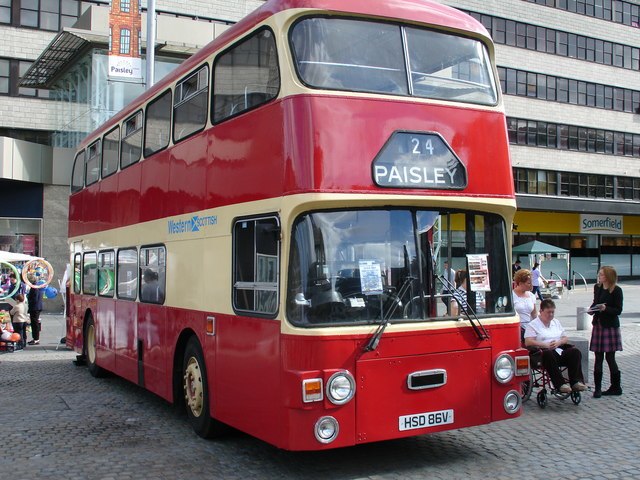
[466,10,640,72]
[40,0,60,30]
[20,0,38,27]
[0,59,8,94]
[18,0,80,31]
[120,28,131,55]
[507,116,640,160]
[514,167,622,200]
[525,0,640,28]
[120,0,130,13]
[18,60,49,98]
[0,0,10,24]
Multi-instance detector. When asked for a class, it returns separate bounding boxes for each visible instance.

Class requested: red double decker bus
[67,0,529,450]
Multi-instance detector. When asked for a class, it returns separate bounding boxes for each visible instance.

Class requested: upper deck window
[71,150,84,193]
[121,110,142,169]
[290,18,498,106]
[102,126,120,178]
[85,139,101,186]
[145,89,172,155]
[212,28,280,123]
[174,66,208,142]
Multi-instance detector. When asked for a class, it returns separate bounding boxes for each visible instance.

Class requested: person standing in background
[531,262,547,301]
[589,266,623,398]
[512,259,521,276]
[7,293,29,349]
[27,286,43,345]
[512,269,537,340]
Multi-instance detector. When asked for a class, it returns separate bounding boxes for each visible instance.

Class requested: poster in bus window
[358,260,384,295]
[466,253,490,292]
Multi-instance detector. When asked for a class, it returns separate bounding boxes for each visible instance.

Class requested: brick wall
[110,0,143,57]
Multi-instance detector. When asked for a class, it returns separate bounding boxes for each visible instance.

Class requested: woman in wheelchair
[524,299,587,394]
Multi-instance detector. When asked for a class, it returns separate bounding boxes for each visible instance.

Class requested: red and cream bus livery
[67,0,529,451]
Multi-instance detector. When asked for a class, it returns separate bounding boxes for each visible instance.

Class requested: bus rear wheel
[84,315,105,378]
[182,336,226,438]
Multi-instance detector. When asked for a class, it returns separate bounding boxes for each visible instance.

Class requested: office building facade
[439,0,640,283]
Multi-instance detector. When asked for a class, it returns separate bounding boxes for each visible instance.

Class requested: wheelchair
[521,348,581,408]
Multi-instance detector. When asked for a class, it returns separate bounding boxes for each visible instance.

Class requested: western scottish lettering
[168,214,217,234]
[373,131,467,189]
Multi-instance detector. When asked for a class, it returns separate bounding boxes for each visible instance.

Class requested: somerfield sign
[580,214,623,234]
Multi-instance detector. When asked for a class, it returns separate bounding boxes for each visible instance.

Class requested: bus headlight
[326,371,355,405]
[494,354,515,383]
[314,416,339,444]
[504,390,521,414]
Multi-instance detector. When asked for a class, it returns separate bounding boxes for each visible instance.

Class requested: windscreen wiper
[439,274,489,341]
[363,276,415,352]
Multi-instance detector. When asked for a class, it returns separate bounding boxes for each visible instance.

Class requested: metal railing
[571,270,588,291]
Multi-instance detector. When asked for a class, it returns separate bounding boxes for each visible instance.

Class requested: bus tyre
[84,315,105,378]
[182,337,226,438]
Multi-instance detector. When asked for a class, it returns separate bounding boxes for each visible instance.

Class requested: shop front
[513,211,640,284]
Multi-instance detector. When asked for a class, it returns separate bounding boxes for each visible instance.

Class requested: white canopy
[0,251,42,263]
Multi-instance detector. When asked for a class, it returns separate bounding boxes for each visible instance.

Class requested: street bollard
[568,337,590,383]
[576,306,589,331]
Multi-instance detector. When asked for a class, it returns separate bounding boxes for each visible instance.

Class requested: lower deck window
[287,208,511,327]
[233,216,280,316]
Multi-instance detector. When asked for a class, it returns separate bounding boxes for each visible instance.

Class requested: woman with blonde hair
[512,269,537,339]
[589,266,623,398]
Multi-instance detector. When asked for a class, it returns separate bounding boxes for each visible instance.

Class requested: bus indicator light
[206,316,215,336]
[303,378,323,403]
[515,355,530,376]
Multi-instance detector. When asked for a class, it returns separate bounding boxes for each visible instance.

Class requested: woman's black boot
[593,370,602,398]
[602,370,622,396]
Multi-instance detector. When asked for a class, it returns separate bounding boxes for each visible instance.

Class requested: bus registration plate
[398,409,454,431]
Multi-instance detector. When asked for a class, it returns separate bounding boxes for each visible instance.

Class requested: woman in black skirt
[589,266,623,398]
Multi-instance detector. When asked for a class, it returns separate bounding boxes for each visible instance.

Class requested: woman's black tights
[594,351,619,376]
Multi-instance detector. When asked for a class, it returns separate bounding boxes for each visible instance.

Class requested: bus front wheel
[182,336,226,438]
[84,315,105,378]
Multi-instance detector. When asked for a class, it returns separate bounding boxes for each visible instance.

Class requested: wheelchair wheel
[571,391,581,405]
[521,371,533,402]
[536,389,548,408]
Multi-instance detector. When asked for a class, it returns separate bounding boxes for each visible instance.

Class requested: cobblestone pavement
[1,284,639,480]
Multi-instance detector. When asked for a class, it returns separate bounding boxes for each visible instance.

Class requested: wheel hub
[184,357,204,417]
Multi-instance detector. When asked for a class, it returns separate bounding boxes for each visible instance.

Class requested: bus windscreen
[286,208,511,327]
[290,17,498,105]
